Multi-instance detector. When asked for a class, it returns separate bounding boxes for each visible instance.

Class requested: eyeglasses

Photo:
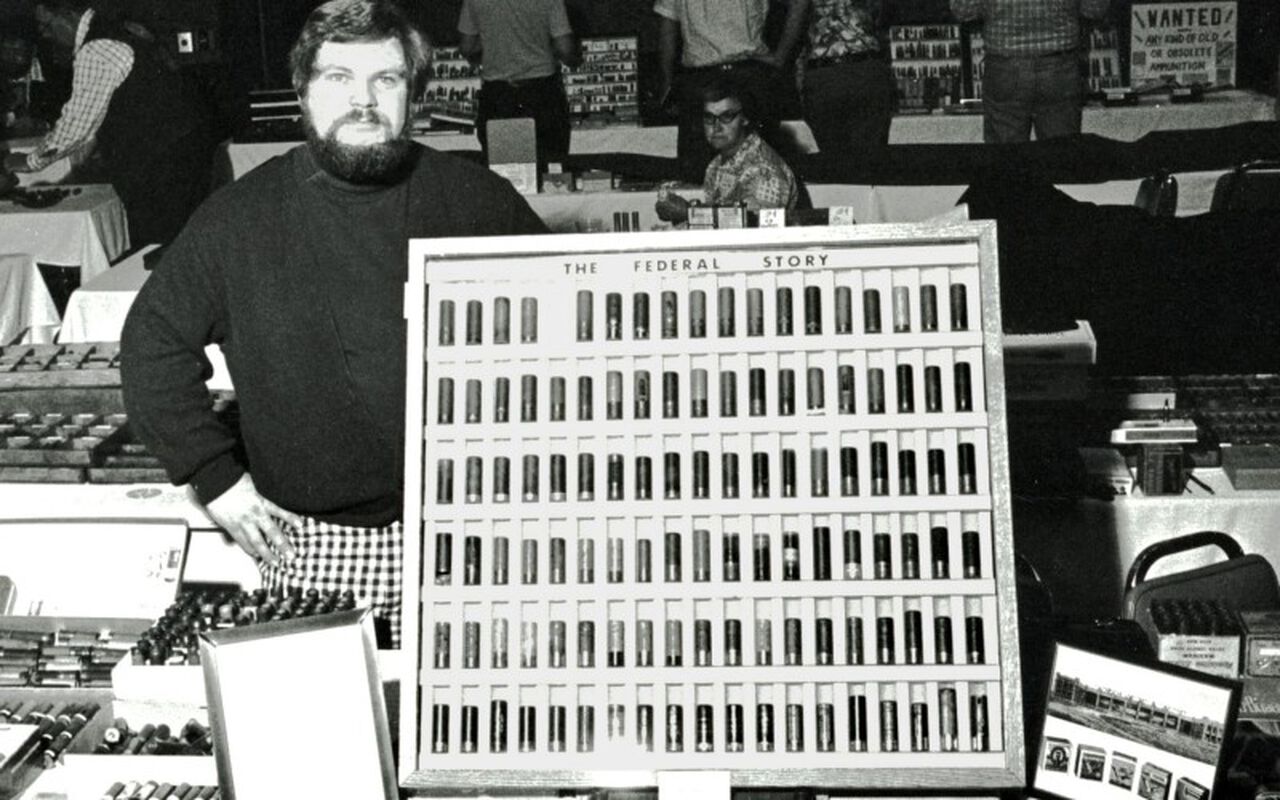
[702,108,744,127]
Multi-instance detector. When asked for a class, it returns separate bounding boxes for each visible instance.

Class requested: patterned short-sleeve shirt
[704,131,798,211]
[807,0,883,60]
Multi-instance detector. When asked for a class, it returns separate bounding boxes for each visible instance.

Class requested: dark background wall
[6,0,1277,133]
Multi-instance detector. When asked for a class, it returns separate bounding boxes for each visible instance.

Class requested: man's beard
[304,107,415,184]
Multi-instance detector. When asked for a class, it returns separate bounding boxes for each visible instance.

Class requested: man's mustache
[328,107,390,133]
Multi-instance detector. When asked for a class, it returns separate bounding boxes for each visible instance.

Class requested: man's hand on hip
[205,473,304,566]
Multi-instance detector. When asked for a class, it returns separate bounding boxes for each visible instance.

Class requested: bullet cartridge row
[433,357,979,425]
[435,281,973,347]
[433,437,986,506]
[427,594,996,670]
[425,680,995,756]
[429,522,985,587]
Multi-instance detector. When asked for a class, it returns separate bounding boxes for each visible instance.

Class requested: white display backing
[400,223,1023,792]
[201,610,396,800]
[0,519,186,618]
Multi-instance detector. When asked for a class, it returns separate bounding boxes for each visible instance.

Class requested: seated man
[656,75,798,223]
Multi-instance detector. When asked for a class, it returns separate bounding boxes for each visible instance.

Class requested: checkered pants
[259,516,404,648]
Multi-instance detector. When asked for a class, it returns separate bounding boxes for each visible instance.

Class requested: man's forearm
[658,17,680,96]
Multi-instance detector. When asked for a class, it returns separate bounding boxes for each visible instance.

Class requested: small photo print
[1110,752,1137,790]
[1176,777,1211,800]
[1042,736,1072,772]
[1138,762,1172,800]
[1075,744,1107,781]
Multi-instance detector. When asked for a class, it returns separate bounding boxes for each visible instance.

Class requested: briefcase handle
[1235,159,1280,174]
[1124,530,1244,592]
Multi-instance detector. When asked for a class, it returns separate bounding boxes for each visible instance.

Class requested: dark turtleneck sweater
[121,143,547,525]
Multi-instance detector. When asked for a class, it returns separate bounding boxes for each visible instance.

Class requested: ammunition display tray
[0,343,122,390]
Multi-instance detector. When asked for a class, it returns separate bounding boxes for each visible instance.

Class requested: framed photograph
[1033,642,1240,800]
[200,608,397,800]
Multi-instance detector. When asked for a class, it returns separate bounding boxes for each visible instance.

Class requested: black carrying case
[1210,159,1280,213]
[1122,531,1280,641]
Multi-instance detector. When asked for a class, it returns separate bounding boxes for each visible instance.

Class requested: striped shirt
[950,0,1110,57]
[26,9,134,171]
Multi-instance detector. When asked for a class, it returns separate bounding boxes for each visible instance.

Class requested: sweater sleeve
[120,220,244,505]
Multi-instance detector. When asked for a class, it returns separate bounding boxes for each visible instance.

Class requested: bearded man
[120,0,546,648]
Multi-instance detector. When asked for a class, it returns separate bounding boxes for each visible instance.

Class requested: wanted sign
[1130,1,1237,87]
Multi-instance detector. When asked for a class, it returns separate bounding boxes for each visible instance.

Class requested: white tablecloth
[59,243,232,389]
[0,184,129,283]
[526,166,1230,234]
[880,88,1275,145]
[809,169,1228,220]
[60,243,159,342]
[0,252,59,344]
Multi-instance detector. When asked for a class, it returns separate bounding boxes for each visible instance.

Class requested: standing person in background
[3,1,219,246]
[0,17,44,135]
[950,0,1109,143]
[121,0,547,648]
[794,0,895,158]
[654,0,808,181]
[457,0,581,168]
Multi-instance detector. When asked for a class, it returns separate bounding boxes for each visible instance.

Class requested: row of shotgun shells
[0,700,101,768]
[435,361,977,424]
[429,601,990,669]
[433,442,983,504]
[100,783,219,800]
[96,717,213,756]
[428,684,992,755]
[134,587,358,665]
[437,284,971,345]
[433,527,984,586]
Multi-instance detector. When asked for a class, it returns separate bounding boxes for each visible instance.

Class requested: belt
[684,60,767,74]
[984,48,1079,60]
[484,73,559,89]
[806,51,881,70]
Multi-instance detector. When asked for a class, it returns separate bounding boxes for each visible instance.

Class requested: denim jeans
[982,51,1084,143]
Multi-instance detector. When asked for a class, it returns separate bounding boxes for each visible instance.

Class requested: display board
[565,36,641,125]
[399,223,1024,792]
[1130,1,1238,88]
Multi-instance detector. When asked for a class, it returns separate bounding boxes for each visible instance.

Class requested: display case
[423,47,480,128]
[889,24,965,111]
[564,36,641,127]
[398,222,1025,793]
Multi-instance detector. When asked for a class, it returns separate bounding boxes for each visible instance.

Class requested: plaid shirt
[950,0,1110,57]
[704,131,798,211]
[807,0,883,60]
[27,10,133,171]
